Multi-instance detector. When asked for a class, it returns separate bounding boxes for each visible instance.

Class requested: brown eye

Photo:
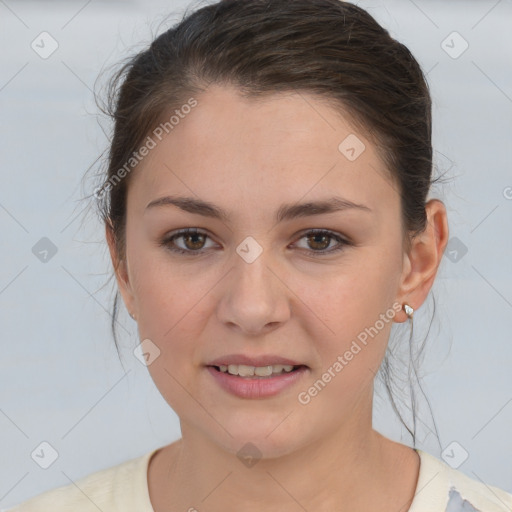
[160,228,351,257]
[294,229,351,256]
[181,232,207,250]
[161,228,215,255]
[306,232,331,251]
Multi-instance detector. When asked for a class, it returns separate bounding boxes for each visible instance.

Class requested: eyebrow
[145,195,372,223]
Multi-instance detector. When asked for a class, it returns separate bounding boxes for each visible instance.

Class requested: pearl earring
[403,304,414,319]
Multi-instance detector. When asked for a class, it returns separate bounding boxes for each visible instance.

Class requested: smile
[215,363,298,377]
[206,365,309,398]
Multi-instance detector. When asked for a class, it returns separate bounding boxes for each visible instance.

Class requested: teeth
[218,364,296,377]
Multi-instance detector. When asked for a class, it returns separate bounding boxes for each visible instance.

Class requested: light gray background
[1,0,511,508]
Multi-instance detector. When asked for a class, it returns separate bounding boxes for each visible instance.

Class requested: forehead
[128,84,398,220]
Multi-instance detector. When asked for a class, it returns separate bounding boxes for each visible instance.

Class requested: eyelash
[159,228,352,257]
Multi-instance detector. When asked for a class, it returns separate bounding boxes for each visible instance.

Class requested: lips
[206,353,307,368]
[206,364,309,398]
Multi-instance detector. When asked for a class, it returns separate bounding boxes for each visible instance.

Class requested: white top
[3,448,512,511]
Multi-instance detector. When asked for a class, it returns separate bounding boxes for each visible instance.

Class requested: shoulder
[410,449,512,512]
[2,449,158,512]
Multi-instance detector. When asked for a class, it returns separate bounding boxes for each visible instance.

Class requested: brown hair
[91,0,447,447]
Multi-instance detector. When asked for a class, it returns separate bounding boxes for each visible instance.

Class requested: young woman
[6,1,511,511]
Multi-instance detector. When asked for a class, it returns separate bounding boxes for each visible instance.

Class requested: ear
[395,199,449,322]
[105,222,136,318]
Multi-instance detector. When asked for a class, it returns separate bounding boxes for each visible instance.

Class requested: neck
[149,407,408,511]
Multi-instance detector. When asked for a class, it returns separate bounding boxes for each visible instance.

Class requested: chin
[209,418,306,461]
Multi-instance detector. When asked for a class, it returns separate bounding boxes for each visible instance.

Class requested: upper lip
[206,354,307,368]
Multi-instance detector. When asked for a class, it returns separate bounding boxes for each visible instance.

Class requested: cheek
[133,262,208,348]
[303,248,398,328]
[131,261,211,411]
[126,224,208,331]
[297,250,400,379]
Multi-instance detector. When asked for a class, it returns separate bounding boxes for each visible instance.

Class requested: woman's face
[113,84,414,458]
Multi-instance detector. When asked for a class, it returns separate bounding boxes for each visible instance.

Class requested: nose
[216,246,291,336]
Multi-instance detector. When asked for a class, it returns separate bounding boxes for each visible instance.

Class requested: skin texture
[106,84,449,512]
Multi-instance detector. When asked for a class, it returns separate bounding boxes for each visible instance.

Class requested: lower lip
[206,366,309,399]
